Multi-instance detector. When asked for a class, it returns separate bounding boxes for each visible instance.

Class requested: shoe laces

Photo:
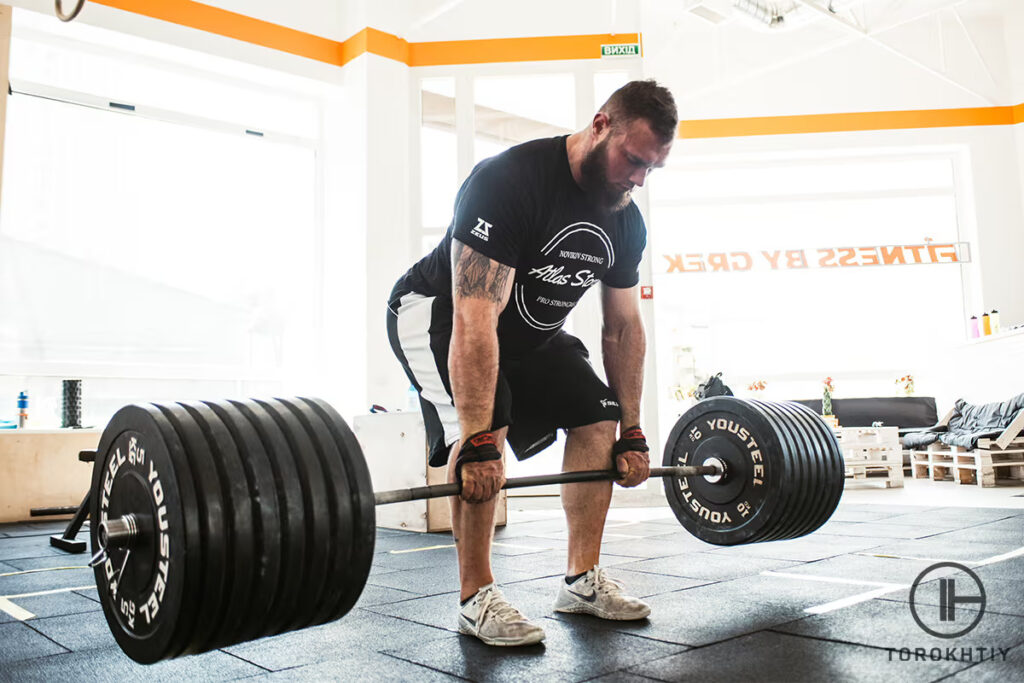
[589,566,625,595]
[477,586,527,624]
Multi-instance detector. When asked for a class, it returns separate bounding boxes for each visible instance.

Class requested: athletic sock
[565,571,587,585]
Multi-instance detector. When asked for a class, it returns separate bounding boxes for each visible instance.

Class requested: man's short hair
[599,79,678,144]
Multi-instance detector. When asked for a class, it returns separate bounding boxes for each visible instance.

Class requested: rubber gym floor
[1,488,1022,682]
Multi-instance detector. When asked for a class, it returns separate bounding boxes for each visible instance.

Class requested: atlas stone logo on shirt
[471,217,492,242]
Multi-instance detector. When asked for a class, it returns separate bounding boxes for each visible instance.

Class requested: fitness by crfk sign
[661,242,970,274]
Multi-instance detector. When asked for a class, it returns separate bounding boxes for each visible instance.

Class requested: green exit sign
[600,43,640,58]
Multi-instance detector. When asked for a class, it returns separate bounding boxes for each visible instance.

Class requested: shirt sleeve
[450,159,531,268]
[602,204,647,288]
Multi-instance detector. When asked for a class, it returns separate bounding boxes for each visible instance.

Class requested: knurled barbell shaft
[373,465,719,506]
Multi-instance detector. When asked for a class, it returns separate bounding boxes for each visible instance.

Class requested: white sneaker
[458,583,546,647]
[553,566,651,621]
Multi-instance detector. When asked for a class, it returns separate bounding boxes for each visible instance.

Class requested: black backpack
[695,372,733,400]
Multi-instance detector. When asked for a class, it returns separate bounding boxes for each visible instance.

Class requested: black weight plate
[271,397,352,626]
[758,400,823,541]
[748,400,813,543]
[789,402,845,528]
[179,401,256,651]
[229,399,306,637]
[298,397,375,620]
[203,399,282,644]
[299,397,375,620]
[773,401,832,538]
[90,405,189,664]
[154,402,228,656]
[662,397,788,545]
[253,398,332,632]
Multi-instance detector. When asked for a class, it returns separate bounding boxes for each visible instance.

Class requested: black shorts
[386,292,622,467]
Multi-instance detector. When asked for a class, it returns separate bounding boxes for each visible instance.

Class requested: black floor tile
[372,532,455,554]
[3,555,92,571]
[253,651,463,681]
[828,508,907,523]
[512,568,712,600]
[613,551,798,582]
[0,566,95,595]
[975,556,1024,582]
[364,581,554,632]
[353,583,421,609]
[27,610,116,652]
[880,576,1024,618]
[372,545,459,572]
[771,552,943,585]
[549,582,811,647]
[701,533,888,562]
[72,587,101,604]
[775,598,1024,651]
[599,531,720,557]
[6,590,102,620]
[815,521,958,539]
[628,630,970,682]
[383,616,688,681]
[885,508,1020,527]
[585,672,665,683]
[223,609,453,671]
[0,622,68,664]
[921,527,1024,547]
[491,550,643,579]
[0,645,263,681]
[865,539,1022,563]
[940,645,1023,682]
[366,563,539,596]
[0,560,19,573]
[0,535,65,562]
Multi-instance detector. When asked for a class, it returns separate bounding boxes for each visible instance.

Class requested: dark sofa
[790,396,939,431]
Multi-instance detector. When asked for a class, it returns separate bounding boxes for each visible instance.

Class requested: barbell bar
[87,395,844,663]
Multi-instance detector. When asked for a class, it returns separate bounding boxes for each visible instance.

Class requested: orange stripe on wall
[90,0,347,66]
[680,106,1018,139]
[409,33,640,66]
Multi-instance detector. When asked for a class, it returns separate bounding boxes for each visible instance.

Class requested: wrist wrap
[455,431,502,486]
[613,425,649,456]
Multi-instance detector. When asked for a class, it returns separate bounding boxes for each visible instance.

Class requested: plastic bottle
[969,316,979,338]
[17,391,28,428]
[991,309,1000,334]
[982,312,991,335]
[406,385,419,412]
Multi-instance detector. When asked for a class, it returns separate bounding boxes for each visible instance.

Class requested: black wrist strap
[455,431,502,486]
[613,425,649,456]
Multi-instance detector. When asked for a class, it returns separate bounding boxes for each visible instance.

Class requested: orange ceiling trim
[408,33,641,66]
[680,106,1021,139]
[89,0,346,65]
[86,1,636,67]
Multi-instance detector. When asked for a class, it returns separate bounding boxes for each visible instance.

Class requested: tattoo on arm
[453,241,511,303]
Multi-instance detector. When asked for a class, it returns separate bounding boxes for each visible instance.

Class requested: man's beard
[579,137,632,212]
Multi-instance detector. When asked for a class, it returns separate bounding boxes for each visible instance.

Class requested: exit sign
[600,43,641,58]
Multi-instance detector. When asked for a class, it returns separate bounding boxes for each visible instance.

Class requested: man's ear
[592,111,611,137]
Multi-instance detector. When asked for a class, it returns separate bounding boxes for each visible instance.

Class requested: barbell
[87,395,843,663]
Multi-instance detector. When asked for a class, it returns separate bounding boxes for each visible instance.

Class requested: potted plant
[822,377,839,429]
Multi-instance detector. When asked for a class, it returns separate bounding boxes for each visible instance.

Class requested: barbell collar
[98,513,144,550]
[373,464,720,506]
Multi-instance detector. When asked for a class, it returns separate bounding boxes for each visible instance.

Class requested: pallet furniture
[908,408,1024,487]
[837,426,903,488]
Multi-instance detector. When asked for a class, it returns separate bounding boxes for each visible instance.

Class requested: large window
[649,152,966,439]
[0,13,329,427]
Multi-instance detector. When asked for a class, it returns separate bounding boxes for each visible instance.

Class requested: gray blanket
[903,393,1024,449]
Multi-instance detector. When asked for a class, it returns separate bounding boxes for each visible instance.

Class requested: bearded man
[387,79,677,646]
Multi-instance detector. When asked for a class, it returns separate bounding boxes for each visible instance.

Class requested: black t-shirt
[390,135,647,357]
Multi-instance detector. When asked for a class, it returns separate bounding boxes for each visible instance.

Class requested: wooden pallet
[839,427,903,487]
[955,437,1024,487]
[909,442,969,482]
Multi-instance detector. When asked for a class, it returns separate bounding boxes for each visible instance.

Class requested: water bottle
[17,391,28,428]
[406,385,419,412]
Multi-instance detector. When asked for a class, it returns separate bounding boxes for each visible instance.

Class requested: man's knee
[567,420,617,445]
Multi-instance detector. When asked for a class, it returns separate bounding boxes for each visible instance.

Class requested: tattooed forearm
[453,241,511,303]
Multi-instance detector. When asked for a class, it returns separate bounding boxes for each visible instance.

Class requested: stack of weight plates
[662,396,844,546]
[89,397,376,663]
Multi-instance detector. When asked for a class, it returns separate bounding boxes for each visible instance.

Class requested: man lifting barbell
[386,80,678,646]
